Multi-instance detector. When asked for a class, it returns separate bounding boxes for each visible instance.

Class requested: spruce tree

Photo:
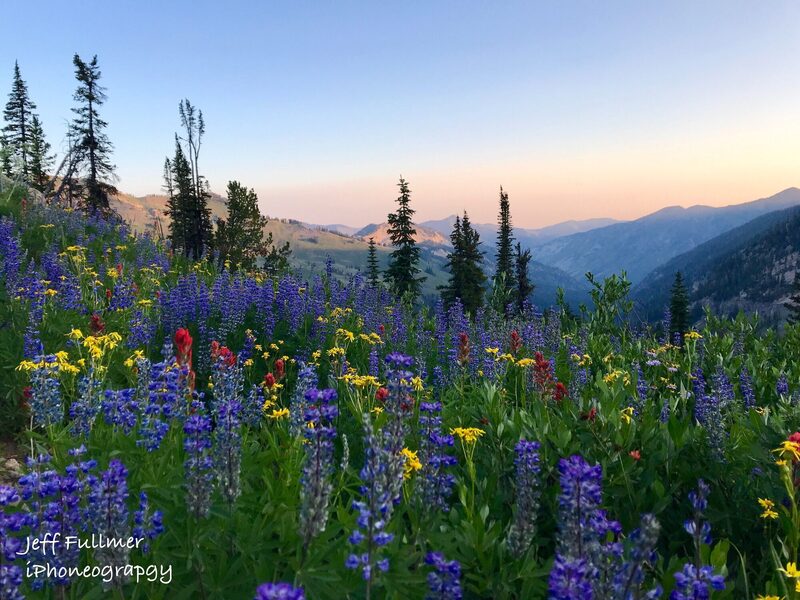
[785,274,800,325]
[441,212,486,314]
[3,61,36,180]
[366,237,380,287]
[495,186,514,288]
[385,177,425,300]
[440,215,463,308]
[215,181,274,271]
[177,99,212,259]
[28,115,53,191]
[514,241,534,312]
[669,271,690,343]
[163,137,193,256]
[70,54,116,211]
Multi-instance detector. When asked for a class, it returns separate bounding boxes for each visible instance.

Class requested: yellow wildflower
[779,562,800,578]
[450,427,485,444]
[400,448,422,479]
[411,376,424,392]
[485,347,499,356]
[620,407,634,425]
[774,441,800,462]
[515,358,534,368]
[758,498,778,520]
[684,331,703,340]
[267,408,290,420]
[68,328,84,340]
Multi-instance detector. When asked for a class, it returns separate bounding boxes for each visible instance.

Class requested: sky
[4,1,800,228]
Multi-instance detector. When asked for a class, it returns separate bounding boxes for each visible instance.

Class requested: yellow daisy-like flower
[371,406,384,415]
[261,399,276,411]
[450,427,485,444]
[780,562,800,578]
[758,498,778,520]
[684,331,703,340]
[400,448,422,479]
[267,408,290,420]
[411,376,424,392]
[620,407,635,425]
[774,441,800,462]
[755,595,781,600]
[515,358,534,368]
[243,358,254,368]
[68,328,84,340]
[485,347,500,356]
[327,346,346,359]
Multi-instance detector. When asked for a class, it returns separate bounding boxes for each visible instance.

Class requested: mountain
[420,215,620,246]
[633,205,800,325]
[354,222,451,248]
[109,191,587,307]
[530,188,800,284]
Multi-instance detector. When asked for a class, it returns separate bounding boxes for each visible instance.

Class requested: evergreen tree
[440,215,463,308]
[385,177,425,300]
[215,181,280,271]
[163,137,193,256]
[366,237,380,287]
[669,271,690,343]
[177,99,212,259]
[495,186,514,288]
[70,54,116,211]
[785,274,800,325]
[514,241,534,312]
[3,61,36,180]
[441,212,486,314]
[28,115,53,191]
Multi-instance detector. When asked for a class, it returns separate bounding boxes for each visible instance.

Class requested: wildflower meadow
[1,187,800,600]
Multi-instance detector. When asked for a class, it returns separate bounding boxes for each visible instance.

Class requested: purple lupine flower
[211,356,244,505]
[183,412,214,519]
[86,459,132,585]
[670,564,725,600]
[137,359,184,451]
[69,371,102,436]
[739,367,755,410]
[28,355,63,427]
[424,552,462,600]
[418,401,456,513]
[671,480,724,600]
[506,439,543,557]
[613,513,662,599]
[556,455,604,559]
[346,415,400,582]
[254,582,306,600]
[777,373,789,398]
[548,555,594,599]
[299,388,338,548]
[132,492,164,554]
[290,364,318,436]
[711,367,734,408]
[101,388,139,433]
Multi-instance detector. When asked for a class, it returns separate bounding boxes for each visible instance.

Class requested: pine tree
[495,186,514,288]
[514,242,534,312]
[163,137,193,256]
[669,271,690,343]
[3,61,36,181]
[28,115,53,191]
[215,181,275,271]
[440,215,463,308]
[177,99,213,259]
[385,177,425,300]
[441,212,486,314]
[70,54,116,211]
[366,237,380,287]
[785,273,800,325]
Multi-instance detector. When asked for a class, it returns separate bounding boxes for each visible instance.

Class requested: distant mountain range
[528,188,800,284]
[634,205,800,325]
[110,187,800,319]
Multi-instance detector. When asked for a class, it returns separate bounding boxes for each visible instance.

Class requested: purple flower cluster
[254,582,306,600]
[671,480,724,600]
[299,388,338,548]
[739,367,755,410]
[184,412,215,519]
[69,371,101,436]
[506,439,543,557]
[28,355,63,427]
[418,401,456,513]
[424,551,462,600]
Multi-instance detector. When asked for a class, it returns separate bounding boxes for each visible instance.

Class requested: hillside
[530,188,800,284]
[108,190,587,307]
[633,205,800,324]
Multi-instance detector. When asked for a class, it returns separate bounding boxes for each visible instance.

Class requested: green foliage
[494,186,514,293]
[70,54,117,211]
[366,236,380,287]
[670,271,690,342]
[385,177,425,301]
[441,212,486,315]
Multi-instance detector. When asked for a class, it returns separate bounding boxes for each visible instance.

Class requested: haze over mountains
[111,187,800,321]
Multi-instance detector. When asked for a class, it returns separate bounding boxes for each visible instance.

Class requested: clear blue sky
[4,1,800,227]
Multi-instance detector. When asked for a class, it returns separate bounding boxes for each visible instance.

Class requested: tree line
[2,58,290,274]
